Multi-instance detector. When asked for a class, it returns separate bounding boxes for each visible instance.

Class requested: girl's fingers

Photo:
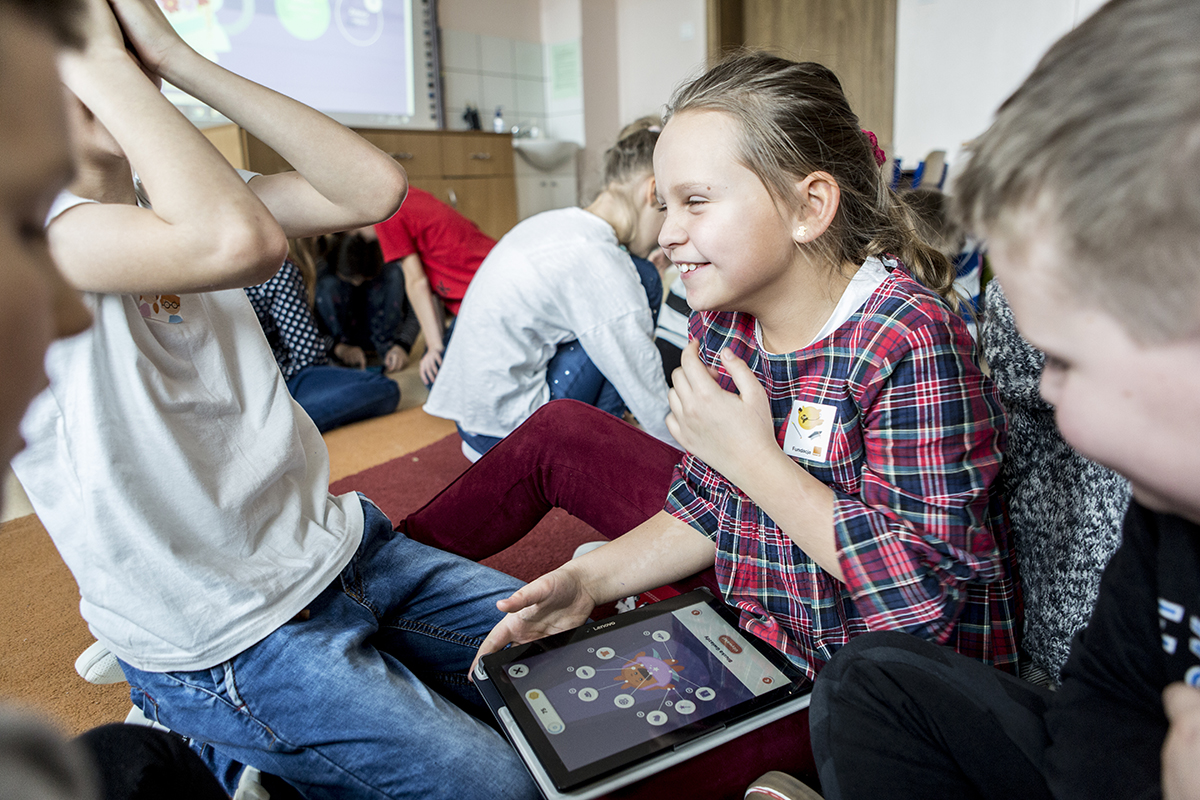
[719,348,764,399]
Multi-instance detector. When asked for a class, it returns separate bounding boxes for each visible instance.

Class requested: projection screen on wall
[158,0,438,129]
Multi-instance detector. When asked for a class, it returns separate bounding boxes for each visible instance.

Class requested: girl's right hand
[472,568,596,677]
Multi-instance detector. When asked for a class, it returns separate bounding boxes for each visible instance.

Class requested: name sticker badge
[783,400,837,463]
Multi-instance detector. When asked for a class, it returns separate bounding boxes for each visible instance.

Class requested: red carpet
[329,433,604,582]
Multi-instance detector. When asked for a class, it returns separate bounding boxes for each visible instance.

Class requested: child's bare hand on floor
[384,345,408,373]
[419,347,443,385]
[334,343,367,369]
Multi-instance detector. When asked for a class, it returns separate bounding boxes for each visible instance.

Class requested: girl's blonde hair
[664,51,956,303]
[601,115,661,187]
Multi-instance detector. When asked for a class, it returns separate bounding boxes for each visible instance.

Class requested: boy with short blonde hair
[810,0,1200,798]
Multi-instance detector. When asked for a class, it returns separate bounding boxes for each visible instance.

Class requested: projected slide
[159,0,415,124]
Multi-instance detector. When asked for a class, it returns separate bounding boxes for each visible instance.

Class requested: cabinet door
[200,124,248,170]
[416,177,518,241]
[353,129,443,180]
[441,133,515,178]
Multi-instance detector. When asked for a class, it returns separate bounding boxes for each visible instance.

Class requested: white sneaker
[75,641,125,685]
[124,704,171,733]
[234,767,271,800]
[614,595,643,613]
[571,541,607,560]
[745,771,824,800]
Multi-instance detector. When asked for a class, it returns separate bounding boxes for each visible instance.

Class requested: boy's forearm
[160,47,406,233]
[54,50,286,294]
[61,53,270,228]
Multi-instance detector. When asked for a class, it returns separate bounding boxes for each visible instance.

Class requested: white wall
[615,0,707,124]
[575,0,705,200]
[893,0,1107,168]
[438,0,542,41]
[438,0,704,210]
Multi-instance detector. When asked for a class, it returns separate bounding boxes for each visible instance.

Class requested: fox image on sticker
[718,635,743,654]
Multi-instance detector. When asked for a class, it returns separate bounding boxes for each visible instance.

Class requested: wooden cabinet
[201,125,519,240]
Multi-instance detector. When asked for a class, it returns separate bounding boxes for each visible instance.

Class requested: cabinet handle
[469,152,492,160]
[388,152,415,160]
[447,188,458,208]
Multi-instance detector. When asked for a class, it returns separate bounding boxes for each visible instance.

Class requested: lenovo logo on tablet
[719,635,743,654]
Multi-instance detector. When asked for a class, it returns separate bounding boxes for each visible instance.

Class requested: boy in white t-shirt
[12,0,537,797]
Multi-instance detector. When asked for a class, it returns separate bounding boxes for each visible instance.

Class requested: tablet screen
[481,590,807,790]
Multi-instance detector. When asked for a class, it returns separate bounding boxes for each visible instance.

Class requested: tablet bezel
[479,588,811,792]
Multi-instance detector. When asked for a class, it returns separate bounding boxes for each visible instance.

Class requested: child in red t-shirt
[374,186,496,383]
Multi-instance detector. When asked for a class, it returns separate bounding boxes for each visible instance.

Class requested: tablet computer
[475,588,811,799]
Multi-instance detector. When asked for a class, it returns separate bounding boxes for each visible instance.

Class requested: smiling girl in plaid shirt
[403,54,1017,686]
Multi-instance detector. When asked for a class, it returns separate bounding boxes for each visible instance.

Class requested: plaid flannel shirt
[665,263,1018,679]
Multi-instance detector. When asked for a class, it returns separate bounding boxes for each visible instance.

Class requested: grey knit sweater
[983,281,1129,683]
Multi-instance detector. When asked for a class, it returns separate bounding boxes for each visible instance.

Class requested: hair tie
[648,125,662,133]
[862,129,886,167]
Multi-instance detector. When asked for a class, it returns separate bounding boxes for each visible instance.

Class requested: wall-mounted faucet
[511,121,541,139]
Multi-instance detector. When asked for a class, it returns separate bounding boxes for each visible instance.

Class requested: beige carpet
[0,405,455,736]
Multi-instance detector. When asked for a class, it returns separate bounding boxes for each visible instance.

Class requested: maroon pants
[399,399,721,596]
[399,400,816,798]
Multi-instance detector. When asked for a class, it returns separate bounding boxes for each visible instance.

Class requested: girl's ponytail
[870,190,959,308]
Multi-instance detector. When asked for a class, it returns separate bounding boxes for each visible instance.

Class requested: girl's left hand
[107,0,191,77]
[666,340,779,483]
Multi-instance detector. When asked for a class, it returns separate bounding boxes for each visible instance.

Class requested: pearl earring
[796,225,808,240]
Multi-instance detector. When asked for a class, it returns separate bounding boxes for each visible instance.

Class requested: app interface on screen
[506,600,789,771]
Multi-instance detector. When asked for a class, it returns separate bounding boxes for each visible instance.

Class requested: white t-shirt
[13,190,364,672]
[425,207,676,445]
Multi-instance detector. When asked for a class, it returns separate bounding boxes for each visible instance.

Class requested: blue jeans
[119,497,536,800]
[460,255,663,458]
[286,364,400,433]
[546,254,662,416]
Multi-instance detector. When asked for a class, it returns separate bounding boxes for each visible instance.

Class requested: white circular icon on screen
[578,688,599,702]
[651,630,671,642]
[576,666,595,679]
[614,694,635,708]
[695,687,716,701]
[508,664,529,678]
[675,700,696,715]
[646,711,669,726]
[596,647,616,660]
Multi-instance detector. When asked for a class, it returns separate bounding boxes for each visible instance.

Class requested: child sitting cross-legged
[12,0,539,796]
[424,116,673,460]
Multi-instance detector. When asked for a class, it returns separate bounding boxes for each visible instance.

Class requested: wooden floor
[0,357,456,736]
